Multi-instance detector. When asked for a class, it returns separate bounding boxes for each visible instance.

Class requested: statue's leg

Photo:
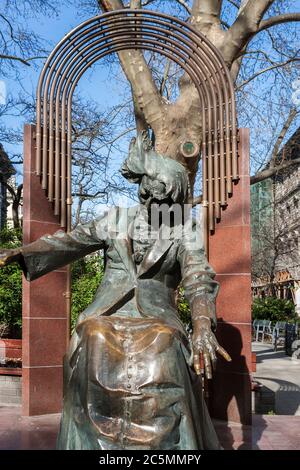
[57,316,220,450]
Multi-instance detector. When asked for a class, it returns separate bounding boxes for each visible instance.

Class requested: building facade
[0,144,15,230]
[251,128,300,313]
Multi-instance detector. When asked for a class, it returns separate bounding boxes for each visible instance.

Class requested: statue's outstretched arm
[177,219,231,379]
[0,214,108,281]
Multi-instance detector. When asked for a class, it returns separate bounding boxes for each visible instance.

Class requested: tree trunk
[97,0,299,191]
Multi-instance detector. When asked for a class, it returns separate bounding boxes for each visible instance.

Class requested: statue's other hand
[192,317,231,380]
[0,248,22,268]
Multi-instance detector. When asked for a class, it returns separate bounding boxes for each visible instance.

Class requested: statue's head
[121,132,189,208]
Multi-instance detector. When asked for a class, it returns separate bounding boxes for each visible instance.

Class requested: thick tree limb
[189,194,203,206]
[175,0,191,14]
[191,0,222,27]
[130,0,141,8]
[251,158,300,185]
[99,0,123,10]
[251,109,299,185]
[231,0,274,32]
[271,108,298,165]
[222,0,274,65]
[97,0,164,133]
[258,13,300,32]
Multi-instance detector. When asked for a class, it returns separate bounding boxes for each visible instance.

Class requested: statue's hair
[121,132,190,204]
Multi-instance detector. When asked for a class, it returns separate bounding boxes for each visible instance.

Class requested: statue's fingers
[209,348,217,370]
[216,344,232,362]
[203,350,212,380]
[193,353,201,375]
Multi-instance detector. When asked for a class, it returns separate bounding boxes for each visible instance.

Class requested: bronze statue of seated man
[0,133,230,450]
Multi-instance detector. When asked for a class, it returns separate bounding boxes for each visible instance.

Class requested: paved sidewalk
[1,405,299,450]
[0,406,252,450]
[252,415,300,450]
[0,406,60,450]
[253,342,300,415]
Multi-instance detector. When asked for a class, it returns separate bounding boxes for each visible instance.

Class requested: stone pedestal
[209,128,252,425]
[22,124,70,416]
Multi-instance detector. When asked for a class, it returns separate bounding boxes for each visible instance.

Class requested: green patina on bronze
[0,134,230,450]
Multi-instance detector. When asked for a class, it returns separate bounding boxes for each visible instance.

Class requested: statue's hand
[192,317,231,380]
[0,248,22,268]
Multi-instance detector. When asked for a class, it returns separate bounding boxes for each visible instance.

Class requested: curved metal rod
[36,18,104,175]
[59,29,216,132]
[64,42,207,229]
[38,9,234,94]
[39,13,236,197]
[40,20,110,188]
[42,17,228,158]
[48,30,216,212]
[36,9,238,233]
[51,17,229,102]
[56,22,227,220]
[50,28,227,222]
[54,28,223,224]
[38,11,235,133]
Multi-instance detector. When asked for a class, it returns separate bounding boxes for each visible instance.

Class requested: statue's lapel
[137,233,173,278]
[113,206,174,278]
[112,207,137,277]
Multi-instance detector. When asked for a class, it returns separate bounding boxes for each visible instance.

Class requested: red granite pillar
[22,124,70,416]
[209,128,252,425]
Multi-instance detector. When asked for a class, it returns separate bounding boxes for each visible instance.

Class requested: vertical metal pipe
[231,99,239,181]
[207,105,214,233]
[66,46,213,232]
[48,98,55,201]
[36,11,238,235]
[213,112,220,220]
[36,93,42,176]
[42,101,48,190]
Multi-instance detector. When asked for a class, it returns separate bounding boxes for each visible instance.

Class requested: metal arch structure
[35,9,238,235]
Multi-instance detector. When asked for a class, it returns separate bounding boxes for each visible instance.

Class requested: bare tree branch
[251,109,299,184]
[174,0,191,14]
[223,0,275,65]
[227,0,239,8]
[259,13,300,33]
[0,54,31,66]
[0,13,15,40]
[159,59,171,97]
[251,158,300,185]
[236,57,300,90]
[271,108,298,165]
[0,54,47,66]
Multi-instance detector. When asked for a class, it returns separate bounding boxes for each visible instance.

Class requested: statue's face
[138,175,171,207]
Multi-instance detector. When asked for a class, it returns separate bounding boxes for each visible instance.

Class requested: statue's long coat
[20,206,221,450]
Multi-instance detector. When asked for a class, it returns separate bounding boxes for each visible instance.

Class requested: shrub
[177,287,192,331]
[0,227,105,337]
[252,296,297,323]
[71,254,104,331]
[0,227,22,338]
